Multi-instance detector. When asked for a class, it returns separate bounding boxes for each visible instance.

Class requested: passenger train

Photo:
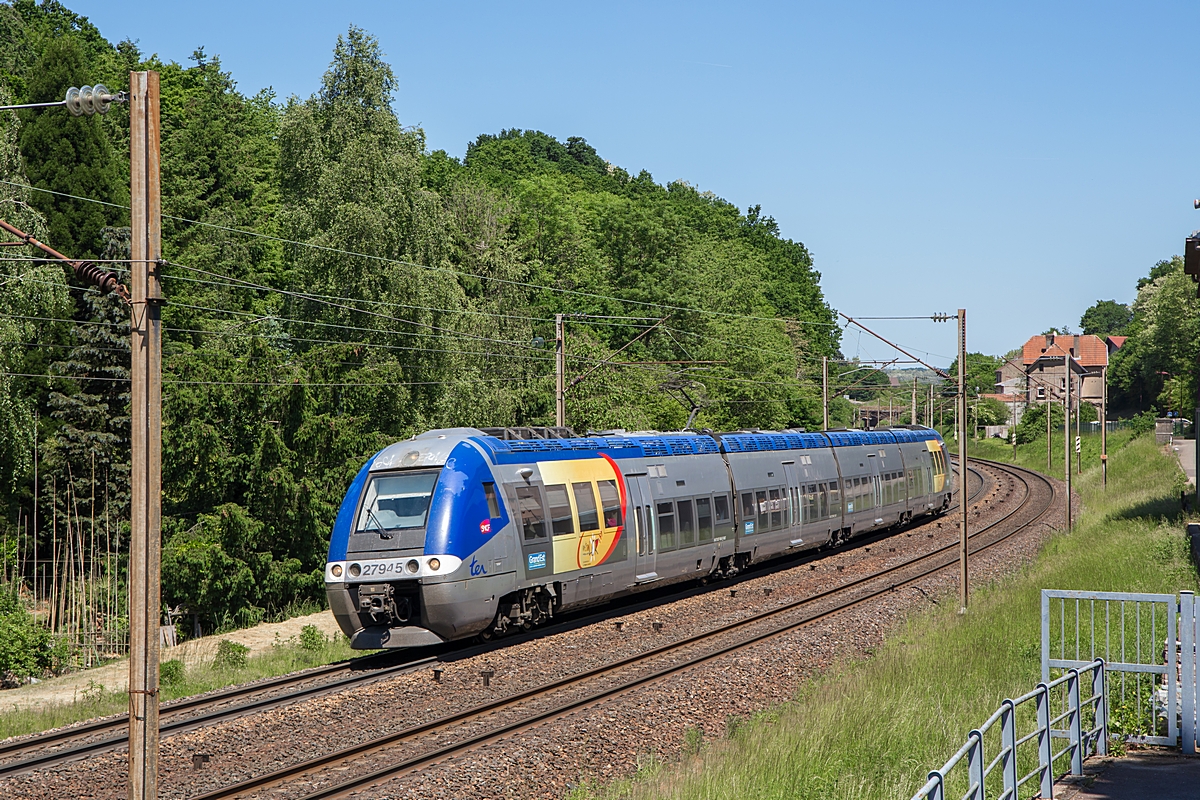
[325,426,952,649]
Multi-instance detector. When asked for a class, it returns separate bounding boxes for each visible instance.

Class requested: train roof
[470,427,942,463]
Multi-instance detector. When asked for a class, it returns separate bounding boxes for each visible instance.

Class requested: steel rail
[193,460,1050,800]
[0,463,991,777]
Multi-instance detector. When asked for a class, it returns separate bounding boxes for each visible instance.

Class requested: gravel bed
[0,464,1053,800]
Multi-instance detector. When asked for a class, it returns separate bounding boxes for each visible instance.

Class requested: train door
[626,474,658,583]
[512,483,553,580]
[867,453,883,524]
[782,461,804,546]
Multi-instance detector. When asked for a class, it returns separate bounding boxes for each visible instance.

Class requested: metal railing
[910,659,1107,800]
[1042,589,1182,747]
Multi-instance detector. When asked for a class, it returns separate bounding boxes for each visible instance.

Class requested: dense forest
[0,1,845,662]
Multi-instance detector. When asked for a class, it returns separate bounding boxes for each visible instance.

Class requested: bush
[213,639,249,670]
[160,659,185,686]
[0,585,53,682]
[1130,410,1157,436]
[299,624,326,652]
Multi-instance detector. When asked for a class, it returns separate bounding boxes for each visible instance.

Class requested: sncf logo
[479,519,492,535]
[527,551,547,570]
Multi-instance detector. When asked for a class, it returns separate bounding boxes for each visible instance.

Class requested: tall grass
[0,627,358,741]
[584,434,1197,800]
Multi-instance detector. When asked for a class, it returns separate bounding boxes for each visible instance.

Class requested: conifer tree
[18,34,123,258]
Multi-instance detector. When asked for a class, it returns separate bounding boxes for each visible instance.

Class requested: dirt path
[0,610,342,713]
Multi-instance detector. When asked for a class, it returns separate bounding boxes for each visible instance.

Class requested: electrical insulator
[64,83,123,116]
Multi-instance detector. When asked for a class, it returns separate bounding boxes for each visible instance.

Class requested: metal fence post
[1000,700,1017,798]
[1069,669,1083,775]
[1037,683,1054,799]
[1093,660,1108,756]
[967,730,984,800]
[1169,594,1179,746]
[928,770,945,800]
[1042,590,1051,684]
[1183,591,1195,754]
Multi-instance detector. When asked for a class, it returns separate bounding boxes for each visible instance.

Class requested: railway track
[185,458,1052,800]
[0,462,993,783]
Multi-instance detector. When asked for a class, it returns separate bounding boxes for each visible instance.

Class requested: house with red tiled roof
[1017,334,1115,409]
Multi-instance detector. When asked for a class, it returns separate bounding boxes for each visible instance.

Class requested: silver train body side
[325,427,952,649]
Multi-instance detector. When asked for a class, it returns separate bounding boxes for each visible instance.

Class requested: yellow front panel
[927,440,946,493]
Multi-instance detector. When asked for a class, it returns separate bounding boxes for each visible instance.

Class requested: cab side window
[515,486,547,541]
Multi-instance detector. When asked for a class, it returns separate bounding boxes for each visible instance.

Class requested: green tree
[1079,299,1132,337]
[946,353,1002,397]
[18,34,124,258]
[1014,402,1066,444]
[1110,257,1197,412]
[0,84,72,528]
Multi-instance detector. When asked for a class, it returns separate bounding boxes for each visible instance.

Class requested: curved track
[0,461,994,779]
[187,458,1054,800]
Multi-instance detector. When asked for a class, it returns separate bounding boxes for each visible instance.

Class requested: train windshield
[356,470,440,533]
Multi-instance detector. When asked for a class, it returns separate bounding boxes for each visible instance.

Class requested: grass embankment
[574,434,1197,800]
[0,627,358,741]
[952,429,1136,477]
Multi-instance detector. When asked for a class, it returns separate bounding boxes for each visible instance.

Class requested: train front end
[325,428,512,649]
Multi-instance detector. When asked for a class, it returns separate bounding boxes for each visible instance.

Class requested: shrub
[299,624,326,652]
[160,659,185,686]
[213,639,249,670]
[0,585,53,682]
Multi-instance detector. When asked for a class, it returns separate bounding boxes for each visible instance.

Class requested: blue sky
[68,1,1200,366]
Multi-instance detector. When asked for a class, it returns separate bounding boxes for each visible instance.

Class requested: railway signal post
[128,70,163,800]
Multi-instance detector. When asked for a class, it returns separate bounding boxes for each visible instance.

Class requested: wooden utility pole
[1047,388,1052,472]
[1064,356,1072,531]
[911,376,917,426]
[128,70,162,800]
[822,356,829,430]
[1101,366,1107,489]
[957,308,968,612]
[554,313,565,428]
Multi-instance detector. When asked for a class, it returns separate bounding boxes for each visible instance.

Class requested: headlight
[427,558,441,571]
[406,559,419,574]
[331,564,343,577]
[349,563,361,577]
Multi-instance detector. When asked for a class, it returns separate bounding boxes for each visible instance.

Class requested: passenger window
[828,480,840,516]
[573,482,600,531]
[483,482,500,518]
[768,488,782,530]
[756,490,768,533]
[806,484,818,521]
[515,486,547,541]
[678,499,695,547]
[714,494,730,524]
[545,484,575,536]
[657,501,676,550]
[598,479,622,528]
[741,492,755,524]
[697,497,713,542]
